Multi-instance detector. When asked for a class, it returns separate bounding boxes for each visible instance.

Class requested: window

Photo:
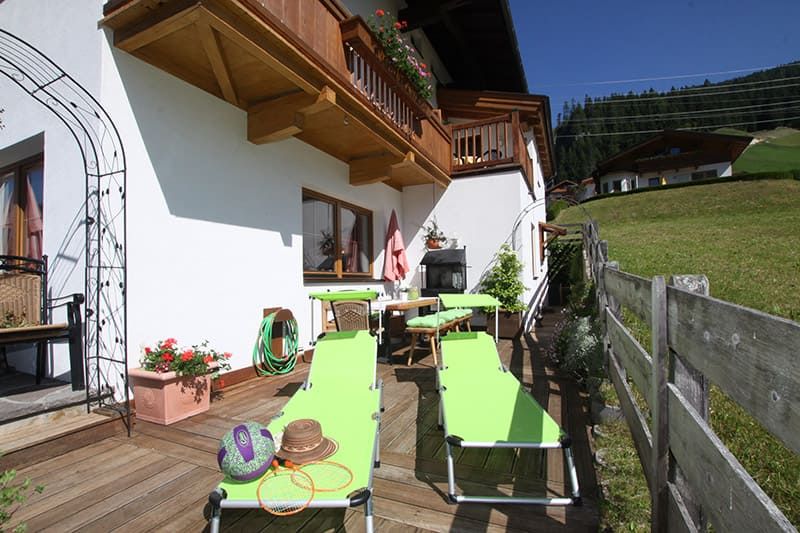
[302,189,372,279]
[0,155,44,259]
[692,169,718,181]
[648,177,660,187]
[612,180,622,192]
[602,182,609,194]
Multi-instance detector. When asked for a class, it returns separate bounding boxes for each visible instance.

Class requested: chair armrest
[48,293,84,309]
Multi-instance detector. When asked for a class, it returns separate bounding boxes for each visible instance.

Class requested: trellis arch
[0,29,129,432]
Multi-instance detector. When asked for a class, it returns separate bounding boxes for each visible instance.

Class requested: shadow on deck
[8,309,598,532]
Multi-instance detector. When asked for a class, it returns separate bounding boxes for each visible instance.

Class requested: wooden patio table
[375,297,438,363]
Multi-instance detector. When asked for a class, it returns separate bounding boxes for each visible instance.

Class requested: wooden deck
[9,311,598,532]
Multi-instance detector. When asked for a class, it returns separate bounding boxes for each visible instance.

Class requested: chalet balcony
[102,0,451,189]
[451,111,535,187]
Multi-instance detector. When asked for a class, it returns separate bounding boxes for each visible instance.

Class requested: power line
[666,73,800,93]
[568,81,800,106]
[562,99,800,124]
[536,63,798,88]
[556,115,800,139]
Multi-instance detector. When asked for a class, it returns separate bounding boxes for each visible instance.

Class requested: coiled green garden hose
[252,312,298,376]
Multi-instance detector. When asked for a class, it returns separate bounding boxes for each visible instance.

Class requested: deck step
[0,408,129,471]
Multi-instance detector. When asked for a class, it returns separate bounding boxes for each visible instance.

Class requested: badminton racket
[291,460,354,493]
[257,460,315,515]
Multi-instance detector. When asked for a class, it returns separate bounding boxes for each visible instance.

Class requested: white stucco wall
[1,0,551,392]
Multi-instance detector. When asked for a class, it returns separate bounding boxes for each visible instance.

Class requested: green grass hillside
[559,179,800,319]
[557,179,800,526]
[734,128,800,173]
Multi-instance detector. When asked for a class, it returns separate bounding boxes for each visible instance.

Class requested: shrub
[546,199,568,220]
[481,244,526,312]
[552,315,604,390]
[0,466,44,532]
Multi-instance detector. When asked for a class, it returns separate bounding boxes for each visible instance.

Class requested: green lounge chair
[208,330,383,532]
[437,331,581,506]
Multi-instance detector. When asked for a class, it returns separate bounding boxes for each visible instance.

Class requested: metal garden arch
[0,29,130,432]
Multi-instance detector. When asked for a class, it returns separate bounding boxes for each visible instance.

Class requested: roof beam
[248,86,337,144]
[349,153,400,185]
[248,91,316,144]
[196,15,238,106]
[115,2,200,52]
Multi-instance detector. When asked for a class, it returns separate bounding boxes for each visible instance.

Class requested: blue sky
[509,0,800,123]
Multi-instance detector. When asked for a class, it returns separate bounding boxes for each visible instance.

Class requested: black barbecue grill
[420,248,467,298]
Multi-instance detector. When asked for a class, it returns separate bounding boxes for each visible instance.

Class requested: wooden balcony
[451,111,535,187]
[102,0,451,189]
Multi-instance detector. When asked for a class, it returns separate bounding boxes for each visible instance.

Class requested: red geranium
[140,338,231,378]
[368,9,433,100]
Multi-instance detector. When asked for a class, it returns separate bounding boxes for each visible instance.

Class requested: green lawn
[734,131,800,173]
[557,179,800,527]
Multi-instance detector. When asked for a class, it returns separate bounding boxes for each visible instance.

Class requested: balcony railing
[344,43,419,136]
[451,111,534,185]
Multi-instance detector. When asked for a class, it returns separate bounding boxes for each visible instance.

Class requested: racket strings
[257,461,315,516]
[291,461,354,493]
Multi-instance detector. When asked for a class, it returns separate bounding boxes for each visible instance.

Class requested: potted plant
[129,338,232,425]
[482,244,527,339]
[422,220,447,249]
[367,9,433,101]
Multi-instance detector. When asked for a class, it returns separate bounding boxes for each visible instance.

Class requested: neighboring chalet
[577,177,595,201]
[546,180,578,204]
[592,130,753,194]
[0,0,555,398]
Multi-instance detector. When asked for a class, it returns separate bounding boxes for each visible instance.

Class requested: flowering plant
[368,9,433,100]
[140,338,232,377]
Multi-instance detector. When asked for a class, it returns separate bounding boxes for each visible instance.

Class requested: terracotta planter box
[129,367,213,425]
[486,310,524,339]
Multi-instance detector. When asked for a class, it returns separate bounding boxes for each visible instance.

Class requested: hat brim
[277,436,338,465]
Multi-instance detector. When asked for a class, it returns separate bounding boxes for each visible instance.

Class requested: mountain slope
[554,62,800,180]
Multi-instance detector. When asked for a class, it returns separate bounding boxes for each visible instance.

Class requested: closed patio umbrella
[382,209,409,281]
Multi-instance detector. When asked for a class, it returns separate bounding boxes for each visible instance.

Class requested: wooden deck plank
[16,438,120,476]
[11,446,151,525]
[108,467,221,532]
[129,432,217,469]
[76,465,212,533]
[135,419,220,453]
[26,455,181,532]
[39,462,196,532]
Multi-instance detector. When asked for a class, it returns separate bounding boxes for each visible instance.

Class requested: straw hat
[276,419,338,464]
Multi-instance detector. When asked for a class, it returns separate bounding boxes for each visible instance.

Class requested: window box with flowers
[129,338,232,425]
[340,10,435,121]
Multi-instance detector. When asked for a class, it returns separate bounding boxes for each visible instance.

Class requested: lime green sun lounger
[437,331,581,506]
[209,330,382,532]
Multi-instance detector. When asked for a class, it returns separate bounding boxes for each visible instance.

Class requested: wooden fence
[581,220,799,532]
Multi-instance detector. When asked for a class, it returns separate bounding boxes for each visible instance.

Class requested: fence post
[668,275,710,530]
[651,276,669,532]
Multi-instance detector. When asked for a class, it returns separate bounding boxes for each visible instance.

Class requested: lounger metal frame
[437,348,581,507]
